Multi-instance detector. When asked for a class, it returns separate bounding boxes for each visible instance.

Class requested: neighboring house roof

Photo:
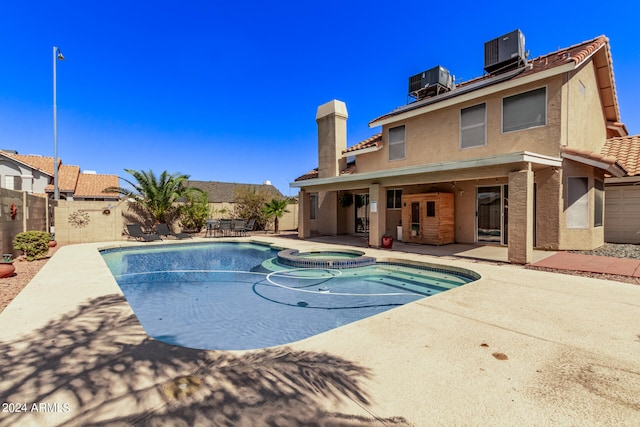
[74,173,121,198]
[44,164,80,193]
[185,180,284,203]
[601,135,640,177]
[1,150,119,198]
[1,152,59,176]
[369,35,626,137]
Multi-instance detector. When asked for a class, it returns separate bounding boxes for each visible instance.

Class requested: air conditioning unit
[484,29,526,74]
[408,65,452,99]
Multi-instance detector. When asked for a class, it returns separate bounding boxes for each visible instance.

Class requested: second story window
[503,87,546,133]
[460,103,486,149]
[388,125,405,161]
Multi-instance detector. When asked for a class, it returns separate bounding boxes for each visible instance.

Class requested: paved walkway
[1,238,639,426]
[531,252,640,277]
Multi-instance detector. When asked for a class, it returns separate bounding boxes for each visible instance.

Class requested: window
[388,125,405,161]
[460,103,486,149]
[426,201,436,217]
[4,175,21,191]
[566,177,588,229]
[594,179,604,227]
[309,193,318,220]
[503,87,546,132]
[386,189,402,209]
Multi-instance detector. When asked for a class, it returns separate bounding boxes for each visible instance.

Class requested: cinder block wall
[54,200,126,244]
[0,189,47,256]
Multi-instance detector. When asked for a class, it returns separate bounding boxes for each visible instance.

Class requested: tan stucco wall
[564,62,608,153]
[535,167,562,249]
[357,77,564,174]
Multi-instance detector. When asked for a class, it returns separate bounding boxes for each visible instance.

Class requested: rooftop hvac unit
[484,29,526,74]
[408,65,453,99]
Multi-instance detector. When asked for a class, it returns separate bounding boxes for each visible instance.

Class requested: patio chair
[244,218,256,234]
[126,224,162,242]
[233,219,247,236]
[205,219,220,237]
[218,219,233,237]
[155,223,191,240]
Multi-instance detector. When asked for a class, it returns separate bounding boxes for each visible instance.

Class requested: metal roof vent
[408,65,454,100]
[484,29,527,74]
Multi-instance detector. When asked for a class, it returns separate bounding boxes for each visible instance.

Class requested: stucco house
[0,150,119,200]
[292,31,634,264]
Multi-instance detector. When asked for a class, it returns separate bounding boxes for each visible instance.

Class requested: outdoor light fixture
[53,46,64,200]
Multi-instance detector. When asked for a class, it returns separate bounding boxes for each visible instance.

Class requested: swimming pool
[101,242,478,350]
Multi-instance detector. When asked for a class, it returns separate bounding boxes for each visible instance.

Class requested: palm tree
[262,199,290,234]
[107,169,201,223]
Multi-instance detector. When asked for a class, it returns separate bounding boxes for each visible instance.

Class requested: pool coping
[1,237,639,426]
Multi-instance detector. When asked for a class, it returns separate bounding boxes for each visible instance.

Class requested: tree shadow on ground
[0,294,411,426]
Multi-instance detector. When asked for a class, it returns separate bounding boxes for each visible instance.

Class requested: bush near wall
[14,231,50,261]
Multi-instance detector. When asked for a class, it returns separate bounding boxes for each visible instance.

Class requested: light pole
[53,46,64,200]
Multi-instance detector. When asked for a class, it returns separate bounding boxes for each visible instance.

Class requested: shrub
[14,231,50,261]
[180,191,210,232]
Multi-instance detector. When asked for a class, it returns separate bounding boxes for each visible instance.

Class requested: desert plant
[233,186,273,230]
[180,191,210,232]
[14,231,51,261]
[106,169,202,224]
[263,199,290,234]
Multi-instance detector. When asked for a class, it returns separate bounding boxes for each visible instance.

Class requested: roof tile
[602,135,640,176]
[73,174,120,197]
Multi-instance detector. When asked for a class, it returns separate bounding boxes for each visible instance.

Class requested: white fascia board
[291,151,562,188]
[604,176,640,185]
[369,62,576,128]
[341,145,382,158]
[561,153,626,178]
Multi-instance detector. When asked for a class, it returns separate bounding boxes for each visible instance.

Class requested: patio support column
[298,190,310,239]
[368,183,386,248]
[508,165,534,264]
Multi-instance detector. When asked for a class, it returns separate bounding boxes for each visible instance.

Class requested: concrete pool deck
[0,238,639,426]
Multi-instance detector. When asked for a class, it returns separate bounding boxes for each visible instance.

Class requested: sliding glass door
[477,185,508,244]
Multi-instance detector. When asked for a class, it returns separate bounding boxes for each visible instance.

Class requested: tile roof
[343,133,383,154]
[1,153,59,176]
[73,173,121,198]
[294,161,356,181]
[185,180,284,203]
[561,146,626,177]
[601,135,640,176]
[44,165,80,193]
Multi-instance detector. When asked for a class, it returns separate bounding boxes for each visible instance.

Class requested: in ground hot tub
[277,248,376,269]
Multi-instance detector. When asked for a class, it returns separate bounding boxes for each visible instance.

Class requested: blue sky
[1,1,639,196]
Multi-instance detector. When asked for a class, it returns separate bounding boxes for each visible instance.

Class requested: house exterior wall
[565,62,608,153]
[357,77,564,174]
[0,158,50,194]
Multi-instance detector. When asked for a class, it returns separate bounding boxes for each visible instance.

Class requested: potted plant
[381,234,393,249]
[0,254,15,278]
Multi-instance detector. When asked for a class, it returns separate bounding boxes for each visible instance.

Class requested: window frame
[502,86,547,133]
[566,176,589,229]
[386,188,403,210]
[309,193,318,220]
[388,125,406,161]
[460,103,487,149]
[594,179,604,227]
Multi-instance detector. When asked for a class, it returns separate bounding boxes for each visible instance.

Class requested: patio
[0,237,639,426]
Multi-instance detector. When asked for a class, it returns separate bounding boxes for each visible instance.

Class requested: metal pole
[53,46,59,200]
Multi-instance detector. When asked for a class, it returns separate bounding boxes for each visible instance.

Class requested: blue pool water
[101,242,477,350]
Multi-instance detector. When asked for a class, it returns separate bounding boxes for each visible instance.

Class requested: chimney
[316,100,347,179]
